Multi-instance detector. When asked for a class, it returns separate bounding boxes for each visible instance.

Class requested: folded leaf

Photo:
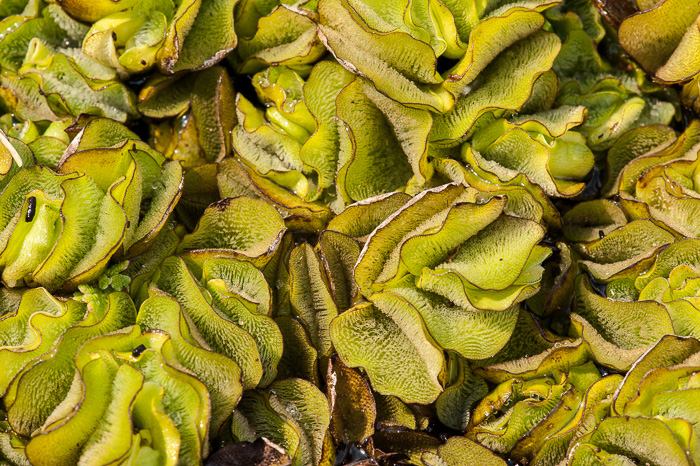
[330,302,444,404]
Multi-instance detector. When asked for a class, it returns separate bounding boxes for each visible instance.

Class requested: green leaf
[275,316,319,385]
[508,362,602,461]
[83,328,209,463]
[5,290,136,437]
[151,256,264,389]
[422,436,507,466]
[0,133,35,193]
[562,199,628,243]
[204,269,283,387]
[573,416,693,466]
[0,165,139,291]
[171,0,238,73]
[528,374,623,466]
[25,355,122,465]
[445,9,547,95]
[475,325,586,383]
[0,288,86,396]
[13,52,135,121]
[418,214,550,311]
[176,196,286,267]
[469,106,593,197]
[26,327,210,465]
[617,120,700,195]
[469,363,599,455]
[330,302,444,404]
[612,334,700,415]
[267,378,330,466]
[318,0,454,112]
[436,354,489,431]
[139,67,236,166]
[572,275,675,371]
[317,231,360,312]
[335,77,424,202]
[431,30,561,146]
[289,243,339,360]
[556,78,675,151]
[634,160,700,238]
[136,295,244,433]
[300,61,355,194]
[325,191,411,240]
[375,280,520,359]
[233,4,325,75]
[435,149,562,227]
[354,183,478,296]
[618,0,700,78]
[602,124,677,196]
[375,393,419,431]
[373,431,441,465]
[217,158,333,232]
[231,390,301,456]
[574,218,676,282]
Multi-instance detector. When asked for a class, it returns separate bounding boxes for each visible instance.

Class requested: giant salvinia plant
[318,0,561,113]
[570,238,700,371]
[0,2,136,121]
[563,197,700,371]
[228,60,438,219]
[1,0,699,463]
[547,0,677,150]
[16,299,233,465]
[330,183,555,404]
[0,114,71,168]
[142,254,284,390]
[0,287,137,440]
[0,130,35,193]
[0,117,183,291]
[468,356,616,465]
[66,0,237,74]
[0,189,323,464]
[599,121,700,239]
[353,183,552,310]
[230,378,331,466]
[229,0,326,74]
[565,335,700,465]
[230,63,351,208]
[0,286,311,465]
[468,106,595,197]
[617,0,700,114]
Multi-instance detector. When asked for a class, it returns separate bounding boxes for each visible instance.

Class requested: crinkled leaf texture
[0,118,183,291]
